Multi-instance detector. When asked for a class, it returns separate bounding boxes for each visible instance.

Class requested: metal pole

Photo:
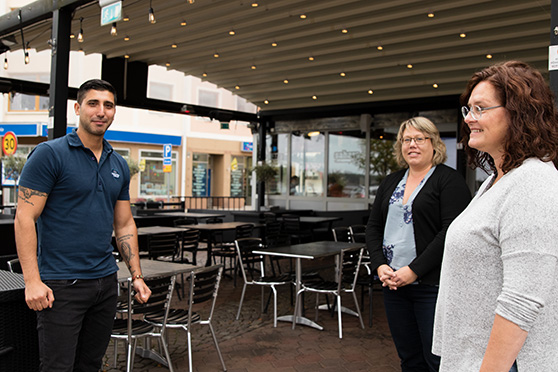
[48,6,72,140]
[256,121,267,210]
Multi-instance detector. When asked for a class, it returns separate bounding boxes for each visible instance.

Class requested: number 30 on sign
[2,131,17,156]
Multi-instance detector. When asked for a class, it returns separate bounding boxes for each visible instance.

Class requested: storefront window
[265,134,288,195]
[139,150,177,198]
[8,74,49,112]
[192,153,209,197]
[369,137,399,196]
[230,156,251,197]
[291,132,324,197]
[328,131,366,198]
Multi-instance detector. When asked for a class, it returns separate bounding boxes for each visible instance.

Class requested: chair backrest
[332,227,352,243]
[186,265,223,325]
[147,233,180,260]
[264,221,290,247]
[121,275,176,340]
[338,247,364,291]
[174,217,197,227]
[281,214,301,233]
[129,275,176,315]
[235,224,254,239]
[349,225,366,243]
[206,217,223,224]
[262,212,277,223]
[181,229,200,253]
[235,238,266,282]
[7,258,22,273]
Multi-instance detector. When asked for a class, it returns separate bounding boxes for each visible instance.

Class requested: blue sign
[101,1,122,26]
[163,144,172,165]
[241,142,253,152]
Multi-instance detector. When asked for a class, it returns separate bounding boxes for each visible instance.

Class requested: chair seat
[302,280,339,291]
[146,309,201,325]
[112,318,156,336]
[253,273,291,285]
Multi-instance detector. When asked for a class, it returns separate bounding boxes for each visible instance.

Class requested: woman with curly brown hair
[433,61,558,372]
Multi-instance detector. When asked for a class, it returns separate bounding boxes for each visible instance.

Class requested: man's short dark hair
[76,79,117,105]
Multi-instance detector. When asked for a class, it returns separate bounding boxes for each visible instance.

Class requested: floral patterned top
[383,166,436,270]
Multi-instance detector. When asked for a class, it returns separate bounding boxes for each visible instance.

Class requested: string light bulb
[149,1,156,24]
[110,23,117,36]
[24,43,30,64]
[77,17,84,43]
[188,0,195,3]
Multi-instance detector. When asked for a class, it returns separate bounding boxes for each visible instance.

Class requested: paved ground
[102,255,400,372]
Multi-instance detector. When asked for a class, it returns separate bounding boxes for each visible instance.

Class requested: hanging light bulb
[148,1,156,24]
[77,17,84,43]
[24,43,30,64]
[3,56,7,70]
[110,23,117,36]
[188,0,195,3]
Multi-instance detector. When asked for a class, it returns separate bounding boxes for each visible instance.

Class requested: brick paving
[102,254,400,372]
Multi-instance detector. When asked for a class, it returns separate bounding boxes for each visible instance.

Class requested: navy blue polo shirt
[19,130,130,280]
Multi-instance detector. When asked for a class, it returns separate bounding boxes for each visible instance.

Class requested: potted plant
[251,163,277,210]
[126,157,140,178]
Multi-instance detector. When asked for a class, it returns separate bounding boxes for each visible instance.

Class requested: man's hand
[25,281,54,311]
[132,279,151,304]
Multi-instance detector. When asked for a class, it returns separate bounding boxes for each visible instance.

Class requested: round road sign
[2,131,17,156]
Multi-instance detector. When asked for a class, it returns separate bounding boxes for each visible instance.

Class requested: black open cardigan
[366,164,471,286]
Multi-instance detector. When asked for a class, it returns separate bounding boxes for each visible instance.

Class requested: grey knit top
[433,158,558,372]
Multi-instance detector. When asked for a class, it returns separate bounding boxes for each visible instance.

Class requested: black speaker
[0,271,39,372]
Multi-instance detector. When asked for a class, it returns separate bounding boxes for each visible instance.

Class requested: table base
[135,346,169,367]
[317,304,359,317]
[277,315,324,330]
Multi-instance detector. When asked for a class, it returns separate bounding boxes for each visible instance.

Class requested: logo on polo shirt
[111,169,120,179]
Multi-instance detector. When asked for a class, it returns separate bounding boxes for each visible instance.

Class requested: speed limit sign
[2,131,17,156]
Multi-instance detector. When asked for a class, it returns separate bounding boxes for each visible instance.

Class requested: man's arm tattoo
[117,234,135,270]
[19,186,47,206]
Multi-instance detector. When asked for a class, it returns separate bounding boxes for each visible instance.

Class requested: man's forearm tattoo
[19,186,47,206]
[117,234,135,270]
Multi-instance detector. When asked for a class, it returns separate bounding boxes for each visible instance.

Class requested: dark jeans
[383,284,440,372]
[36,273,118,372]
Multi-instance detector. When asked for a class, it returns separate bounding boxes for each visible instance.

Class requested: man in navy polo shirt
[14,79,151,372]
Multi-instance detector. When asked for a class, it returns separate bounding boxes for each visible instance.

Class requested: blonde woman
[366,117,471,372]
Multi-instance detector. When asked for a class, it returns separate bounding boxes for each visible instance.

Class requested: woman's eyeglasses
[461,105,502,120]
[401,137,430,145]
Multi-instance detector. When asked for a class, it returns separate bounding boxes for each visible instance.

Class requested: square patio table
[252,240,364,330]
[185,222,262,266]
